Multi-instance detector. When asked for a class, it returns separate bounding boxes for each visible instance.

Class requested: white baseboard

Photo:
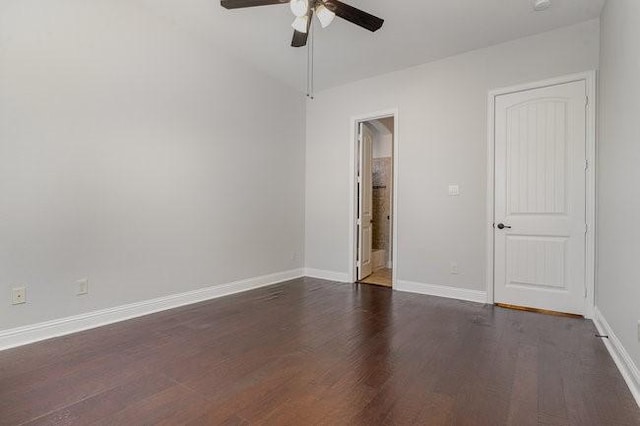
[593,307,640,407]
[0,268,304,351]
[304,268,351,283]
[395,280,487,304]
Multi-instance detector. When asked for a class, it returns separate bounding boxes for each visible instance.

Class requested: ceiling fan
[220,0,384,47]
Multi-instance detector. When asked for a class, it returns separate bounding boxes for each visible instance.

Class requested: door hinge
[357,218,361,226]
[585,96,589,107]
[585,160,589,171]
[584,286,588,298]
[585,223,589,234]
[356,260,361,267]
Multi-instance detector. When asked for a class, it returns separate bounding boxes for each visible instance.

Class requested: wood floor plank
[22,373,175,426]
[91,384,210,426]
[0,277,638,425]
[506,344,538,426]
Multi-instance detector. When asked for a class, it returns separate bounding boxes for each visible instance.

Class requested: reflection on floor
[360,268,392,287]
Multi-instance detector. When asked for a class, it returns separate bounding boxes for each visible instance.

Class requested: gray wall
[597,0,640,370]
[305,20,600,291]
[0,0,306,330]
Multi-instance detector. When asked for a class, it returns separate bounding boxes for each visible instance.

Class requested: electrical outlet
[448,185,460,196]
[76,278,89,296]
[12,287,26,305]
[450,262,460,275]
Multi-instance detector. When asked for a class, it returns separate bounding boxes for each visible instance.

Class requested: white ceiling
[138,0,605,92]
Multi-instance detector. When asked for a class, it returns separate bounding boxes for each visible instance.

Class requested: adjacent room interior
[1,0,639,424]
[356,117,394,288]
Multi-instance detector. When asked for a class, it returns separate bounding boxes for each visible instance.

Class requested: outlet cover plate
[77,279,89,296]
[12,287,26,305]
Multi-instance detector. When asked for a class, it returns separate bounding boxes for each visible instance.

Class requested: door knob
[497,223,512,230]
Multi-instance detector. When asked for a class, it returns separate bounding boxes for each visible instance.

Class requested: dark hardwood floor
[1,277,639,425]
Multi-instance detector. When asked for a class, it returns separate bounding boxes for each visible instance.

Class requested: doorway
[487,73,596,317]
[354,116,395,288]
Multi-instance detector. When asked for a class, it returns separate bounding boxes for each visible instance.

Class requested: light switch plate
[448,185,460,196]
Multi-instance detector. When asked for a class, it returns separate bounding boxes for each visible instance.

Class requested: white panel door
[358,123,373,280]
[494,80,587,315]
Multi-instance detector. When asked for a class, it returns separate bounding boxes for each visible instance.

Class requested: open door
[357,123,373,280]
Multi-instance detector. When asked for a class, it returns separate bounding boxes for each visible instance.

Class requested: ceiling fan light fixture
[292,15,309,33]
[290,0,308,17]
[533,0,551,11]
[315,3,335,28]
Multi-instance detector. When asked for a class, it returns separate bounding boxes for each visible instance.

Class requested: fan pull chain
[306,20,315,100]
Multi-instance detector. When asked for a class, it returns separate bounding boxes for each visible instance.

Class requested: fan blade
[291,9,313,47]
[221,0,287,9]
[325,0,384,32]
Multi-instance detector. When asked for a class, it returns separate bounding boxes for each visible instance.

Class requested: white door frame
[349,108,399,285]
[486,71,597,318]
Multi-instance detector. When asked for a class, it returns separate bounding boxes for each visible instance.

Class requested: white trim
[485,71,597,318]
[584,72,597,319]
[349,108,399,286]
[593,307,640,407]
[395,280,487,304]
[0,268,304,351]
[486,85,497,305]
[304,268,350,282]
